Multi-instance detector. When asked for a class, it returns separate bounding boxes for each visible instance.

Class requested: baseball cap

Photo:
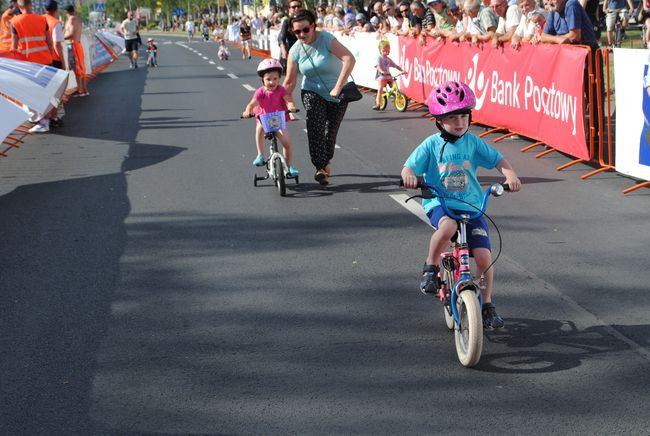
[426,0,445,5]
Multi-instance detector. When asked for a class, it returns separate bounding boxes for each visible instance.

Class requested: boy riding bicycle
[401,81,521,329]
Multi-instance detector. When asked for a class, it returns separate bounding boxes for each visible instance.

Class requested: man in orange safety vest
[11,0,54,132]
[10,0,53,64]
[0,0,18,51]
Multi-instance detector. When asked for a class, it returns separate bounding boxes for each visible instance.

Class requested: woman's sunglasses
[293,26,311,35]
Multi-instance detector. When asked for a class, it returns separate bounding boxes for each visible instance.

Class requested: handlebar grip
[399,176,424,188]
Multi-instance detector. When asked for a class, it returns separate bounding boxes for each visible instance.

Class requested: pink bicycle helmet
[427,81,476,116]
[257,58,283,77]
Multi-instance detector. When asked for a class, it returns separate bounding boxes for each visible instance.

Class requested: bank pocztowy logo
[466,54,488,111]
[399,47,488,110]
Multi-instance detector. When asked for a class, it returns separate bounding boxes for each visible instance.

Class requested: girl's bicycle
[378,73,409,112]
[402,177,509,367]
[241,110,299,197]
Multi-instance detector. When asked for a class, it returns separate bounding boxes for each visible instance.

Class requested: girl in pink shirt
[242,59,299,176]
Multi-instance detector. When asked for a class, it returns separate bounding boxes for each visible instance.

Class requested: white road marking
[217,66,224,71]
[163,41,172,45]
[242,84,256,91]
[208,61,215,64]
[227,73,238,79]
[202,56,209,60]
[390,194,432,227]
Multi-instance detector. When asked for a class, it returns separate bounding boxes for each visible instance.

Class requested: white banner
[613,48,650,181]
[0,97,30,143]
[98,30,126,55]
[0,58,69,114]
[81,33,93,76]
[335,32,400,90]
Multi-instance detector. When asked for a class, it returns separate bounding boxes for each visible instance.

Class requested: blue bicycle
[402,177,509,367]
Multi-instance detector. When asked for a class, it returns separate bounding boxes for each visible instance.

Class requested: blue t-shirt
[606,0,629,10]
[404,133,503,213]
[289,31,342,102]
[543,0,598,48]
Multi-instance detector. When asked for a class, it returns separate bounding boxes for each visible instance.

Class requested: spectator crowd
[219,0,616,51]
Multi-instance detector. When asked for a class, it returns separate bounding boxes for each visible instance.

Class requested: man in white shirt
[185,19,195,41]
[120,10,139,68]
[510,0,546,48]
[494,0,522,45]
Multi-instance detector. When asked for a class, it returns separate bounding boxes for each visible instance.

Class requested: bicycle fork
[444,224,483,327]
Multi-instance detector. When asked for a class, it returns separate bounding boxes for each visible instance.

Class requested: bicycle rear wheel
[454,289,483,367]
[273,157,286,197]
[379,95,388,111]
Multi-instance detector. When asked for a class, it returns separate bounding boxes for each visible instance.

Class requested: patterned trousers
[301,90,348,170]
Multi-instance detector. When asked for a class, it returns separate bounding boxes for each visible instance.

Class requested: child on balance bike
[401,81,521,329]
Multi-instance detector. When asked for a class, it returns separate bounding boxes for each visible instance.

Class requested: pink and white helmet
[427,81,476,116]
[257,58,283,77]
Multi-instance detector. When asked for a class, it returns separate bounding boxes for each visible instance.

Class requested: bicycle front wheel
[395,92,408,112]
[442,269,455,331]
[273,157,286,197]
[454,289,483,367]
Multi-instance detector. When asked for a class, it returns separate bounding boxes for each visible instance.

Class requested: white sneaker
[29,120,49,133]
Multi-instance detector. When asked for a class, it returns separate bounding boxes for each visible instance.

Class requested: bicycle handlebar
[240,109,299,119]
[399,176,510,221]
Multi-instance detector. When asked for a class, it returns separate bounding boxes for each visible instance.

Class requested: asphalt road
[1,35,649,435]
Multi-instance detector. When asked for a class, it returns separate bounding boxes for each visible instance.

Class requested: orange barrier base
[479,127,507,138]
[623,181,650,194]
[581,165,615,179]
[535,147,557,158]
[521,141,545,152]
[557,158,585,171]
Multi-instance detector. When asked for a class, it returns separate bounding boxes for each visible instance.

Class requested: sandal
[420,264,440,295]
[314,169,329,185]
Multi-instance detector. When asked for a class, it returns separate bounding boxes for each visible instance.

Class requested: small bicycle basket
[258,111,286,133]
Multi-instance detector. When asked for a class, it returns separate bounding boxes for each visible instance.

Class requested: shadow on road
[0,60,184,435]
[478,318,639,374]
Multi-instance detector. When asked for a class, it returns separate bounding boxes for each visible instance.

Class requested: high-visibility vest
[0,8,13,51]
[42,12,61,61]
[10,13,52,65]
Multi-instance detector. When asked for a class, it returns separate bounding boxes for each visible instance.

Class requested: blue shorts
[427,206,491,251]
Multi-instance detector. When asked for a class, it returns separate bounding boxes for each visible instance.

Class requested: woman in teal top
[284,10,355,185]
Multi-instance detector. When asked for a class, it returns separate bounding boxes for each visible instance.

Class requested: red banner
[396,37,590,160]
